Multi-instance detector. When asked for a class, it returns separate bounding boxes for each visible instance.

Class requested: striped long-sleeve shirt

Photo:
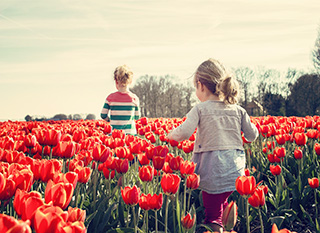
[101,91,140,134]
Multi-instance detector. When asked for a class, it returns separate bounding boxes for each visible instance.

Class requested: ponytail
[218,76,239,104]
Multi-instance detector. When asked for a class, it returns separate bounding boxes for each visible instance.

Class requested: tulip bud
[222,201,237,231]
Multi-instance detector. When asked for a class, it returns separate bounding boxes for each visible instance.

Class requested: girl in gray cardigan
[168,58,259,232]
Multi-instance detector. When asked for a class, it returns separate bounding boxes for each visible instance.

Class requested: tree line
[24,25,320,121]
[131,25,320,117]
[25,113,96,122]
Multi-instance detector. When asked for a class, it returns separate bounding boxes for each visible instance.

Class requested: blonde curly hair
[114,65,133,87]
[194,58,239,104]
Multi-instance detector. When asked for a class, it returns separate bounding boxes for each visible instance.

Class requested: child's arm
[101,99,110,121]
[241,110,259,142]
[134,98,141,120]
[168,107,199,142]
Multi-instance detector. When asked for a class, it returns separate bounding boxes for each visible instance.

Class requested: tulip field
[0,115,319,233]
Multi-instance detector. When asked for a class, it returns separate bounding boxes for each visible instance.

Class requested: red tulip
[115,158,129,174]
[145,145,155,160]
[68,159,84,172]
[169,139,179,147]
[222,201,237,231]
[138,193,149,211]
[137,153,150,166]
[161,173,181,195]
[34,129,46,146]
[306,129,318,139]
[271,223,297,233]
[162,162,173,173]
[267,153,281,164]
[274,147,286,158]
[45,129,61,147]
[72,129,87,143]
[102,168,115,180]
[244,168,250,176]
[169,156,183,171]
[294,132,307,146]
[180,160,196,177]
[315,143,320,156]
[45,180,74,210]
[270,165,282,176]
[24,134,37,148]
[139,117,148,125]
[235,176,256,197]
[13,189,44,221]
[293,147,303,160]
[275,134,286,145]
[67,206,86,223]
[112,129,126,139]
[181,213,195,229]
[145,132,156,143]
[0,173,5,195]
[139,165,154,182]
[308,178,319,189]
[153,155,166,170]
[115,146,130,159]
[53,171,78,188]
[0,213,32,233]
[186,173,200,190]
[40,159,63,183]
[154,145,169,157]
[32,204,68,233]
[74,166,92,184]
[148,193,163,210]
[61,221,87,233]
[10,167,34,192]
[56,141,76,159]
[248,188,265,208]
[92,144,110,163]
[121,186,140,206]
[0,177,16,200]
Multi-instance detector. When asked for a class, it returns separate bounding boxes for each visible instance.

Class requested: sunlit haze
[1,0,319,121]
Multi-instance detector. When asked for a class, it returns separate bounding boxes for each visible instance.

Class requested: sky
[0,0,320,121]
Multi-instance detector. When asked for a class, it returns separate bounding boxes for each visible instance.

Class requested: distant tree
[263,92,286,116]
[73,114,82,120]
[232,67,254,106]
[86,114,96,120]
[312,25,320,73]
[53,114,68,120]
[25,115,32,121]
[131,75,195,118]
[287,73,320,116]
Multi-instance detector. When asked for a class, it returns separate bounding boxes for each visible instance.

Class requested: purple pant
[202,191,233,226]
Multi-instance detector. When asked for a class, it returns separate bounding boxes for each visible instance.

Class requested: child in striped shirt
[101,65,140,135]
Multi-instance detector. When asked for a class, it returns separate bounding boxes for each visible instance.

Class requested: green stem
[165,195,170,233]
[132,206,137,233]
[315,189,318,220]
[155,210,158,233]
[49,146,53,160]
[183,177,187,214]
[93,168,98,210]
[258,208,264,233]
[245,198,250,233]
[74,184,80,207]
[62,159,66,174]
[41,146,45,157]
[145,210,149,233]
[187,189,192,211]
[173,195,176,233]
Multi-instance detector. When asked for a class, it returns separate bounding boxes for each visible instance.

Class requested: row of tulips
[0,115,319,232]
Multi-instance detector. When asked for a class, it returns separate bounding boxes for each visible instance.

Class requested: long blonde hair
[194,58,239,104]
[114,65,133,87]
